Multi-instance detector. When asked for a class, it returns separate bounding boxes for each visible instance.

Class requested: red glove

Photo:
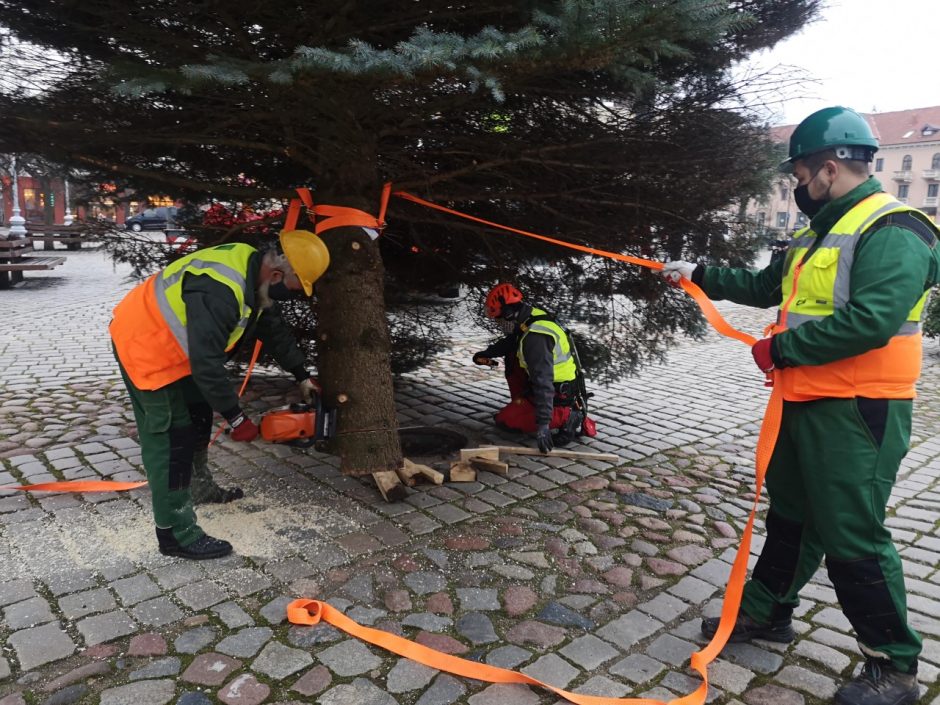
[229,412,259,442]
[751,337,776,373]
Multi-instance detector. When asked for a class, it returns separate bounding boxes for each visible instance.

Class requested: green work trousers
[741,397,922,672]
[116,355,208,547]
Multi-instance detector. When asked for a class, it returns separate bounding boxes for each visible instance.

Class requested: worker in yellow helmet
[110,230,329,560]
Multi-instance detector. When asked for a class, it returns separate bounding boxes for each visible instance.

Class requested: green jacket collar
[808,176,883,235]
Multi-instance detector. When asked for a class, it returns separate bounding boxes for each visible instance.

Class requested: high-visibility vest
[517,308,578,383]
[774,192,937,401]
[110,244,257,390]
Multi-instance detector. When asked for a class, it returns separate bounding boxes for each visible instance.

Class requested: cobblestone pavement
[1,247,939,705]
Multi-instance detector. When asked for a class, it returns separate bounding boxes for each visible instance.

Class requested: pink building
[749,105,940,235]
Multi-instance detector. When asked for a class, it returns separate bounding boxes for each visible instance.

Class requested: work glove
[227,410,259,442]
[661,260,696,288]
[299,377,322,404]
[473,352,499,367]
[536,424,553,454]
[751,337,776,373]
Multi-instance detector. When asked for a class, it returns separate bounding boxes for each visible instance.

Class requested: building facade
[748,105,940,236]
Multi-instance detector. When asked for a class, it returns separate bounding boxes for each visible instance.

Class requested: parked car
[124,206,178,232]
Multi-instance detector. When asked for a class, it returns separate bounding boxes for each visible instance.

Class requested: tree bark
[315,220,402,477]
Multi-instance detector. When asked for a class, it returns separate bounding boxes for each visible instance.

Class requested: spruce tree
[0,0,821,476]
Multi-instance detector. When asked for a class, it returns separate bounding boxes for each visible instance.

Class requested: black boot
[554,410,584,447]
[701,612,795,643]
[834,658,918,705]
[156,528,233,560]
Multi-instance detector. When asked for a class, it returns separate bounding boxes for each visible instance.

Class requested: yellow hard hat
[279,229,330,296]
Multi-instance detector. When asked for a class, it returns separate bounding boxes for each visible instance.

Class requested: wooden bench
[0,238,66,289]
[26,223,87,251]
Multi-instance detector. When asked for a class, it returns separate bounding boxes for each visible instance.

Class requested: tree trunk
[315,212,402,477]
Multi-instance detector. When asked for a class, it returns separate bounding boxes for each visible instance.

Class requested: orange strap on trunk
[284,187,387,235]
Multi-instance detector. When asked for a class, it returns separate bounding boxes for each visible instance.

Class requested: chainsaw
[260,396,337,449]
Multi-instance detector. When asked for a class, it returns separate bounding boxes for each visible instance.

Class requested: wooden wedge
[448,461,477,482]
[468,456,509,476]
[373,470,408,502]
[459,446,500,462]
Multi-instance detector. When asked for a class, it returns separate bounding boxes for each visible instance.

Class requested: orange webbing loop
[283,187,386,236]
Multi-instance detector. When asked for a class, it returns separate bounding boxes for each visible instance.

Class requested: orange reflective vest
[110,244,256,390]
[774,193,935,401]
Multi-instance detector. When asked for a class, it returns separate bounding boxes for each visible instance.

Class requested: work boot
[834,658,918,705]
[701,613,795,643]
[554,409,584,447]
[156,528,233,560]
[191,450,243,504]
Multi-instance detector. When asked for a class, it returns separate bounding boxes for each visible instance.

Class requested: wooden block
[468,456,509,476]
[398,458,445,486]
[459,446,500,462]
[492,445,620,463]
[413,463,445,485]
[373,471,407,502]
[448,461,477,482]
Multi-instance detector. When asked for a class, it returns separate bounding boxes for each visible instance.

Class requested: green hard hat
[780,106,879,171]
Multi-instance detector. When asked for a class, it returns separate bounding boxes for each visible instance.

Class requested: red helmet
[485,283,523,318]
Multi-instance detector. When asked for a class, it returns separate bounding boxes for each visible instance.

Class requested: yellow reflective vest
[775,193,936,400]
[517,308,578,383]
[110,244,256,390]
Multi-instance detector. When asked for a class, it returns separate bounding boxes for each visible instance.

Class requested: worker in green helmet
[663,106,940,705]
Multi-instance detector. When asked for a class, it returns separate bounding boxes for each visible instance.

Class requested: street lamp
[8,155,27,237]
[63,177,73,226]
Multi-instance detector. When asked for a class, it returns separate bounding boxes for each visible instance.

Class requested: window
[928,184,939,198]
[901,155,912,171]
[757,211,766,224]
[779,184,789,201]
[776,211,789,228]
[898,184,909,199]
[933,153,940,170]
[875,158,884,172]
[796,213,808,227]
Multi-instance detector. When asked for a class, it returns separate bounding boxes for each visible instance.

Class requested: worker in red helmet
[473,283,596,452]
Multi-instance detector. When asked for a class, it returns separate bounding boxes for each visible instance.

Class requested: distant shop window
[875,158,884,172]
[776,211,789,228]
[898,184,909,199]
[757,211,766,224]
[795,213,808,227]
[928,184,939,198]
[779,184,789,201]
[933,153,940,169]
[901,155,912,171]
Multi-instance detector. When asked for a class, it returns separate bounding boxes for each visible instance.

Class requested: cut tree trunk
[315,220,402,476]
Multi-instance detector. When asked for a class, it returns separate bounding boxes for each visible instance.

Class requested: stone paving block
[318,677,399,705]
[645,633,698,666]
[77,610,137,646]
[174,626,217,654]
[597,610,664,649]
[637,592,690,623]
[218,567,271,597]
[415,673,466,705]
[0,580,35,607]
[99,679,176,705]
[216,626,273,658]
[609,652,666,683]
[521,653,580,688]
[559,633,620,669]
[130,596,184,627]
[709,659,756,694]
[573,675,632,696]
[175,579,228,610]
[743,683,806,705]
[0,657,9,680]
[218,673,270,705]
[57,587,116,620]
[812,606,853,632]
[317,639,382,676]
[3,596,55,630]
[386,658,438,693]
[151,562,204,590]
[456,588,499,611]
[773,665,837,700]
[44,569,97,597]
[717,642,786,674]
[181,652,241,686]
[792,640,851,674]
[252,641,313,680]
[129,656,181,680]
[485,644,532,669]
[468,683,540,705]
[110,573,162,606]
[212,600,254,628]
[8,622,76,670]
[291,664,332,696]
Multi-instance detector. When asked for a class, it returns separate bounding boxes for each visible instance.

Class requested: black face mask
[267,281,303,301]
[793,184,827,218]
[793,165,830,218]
